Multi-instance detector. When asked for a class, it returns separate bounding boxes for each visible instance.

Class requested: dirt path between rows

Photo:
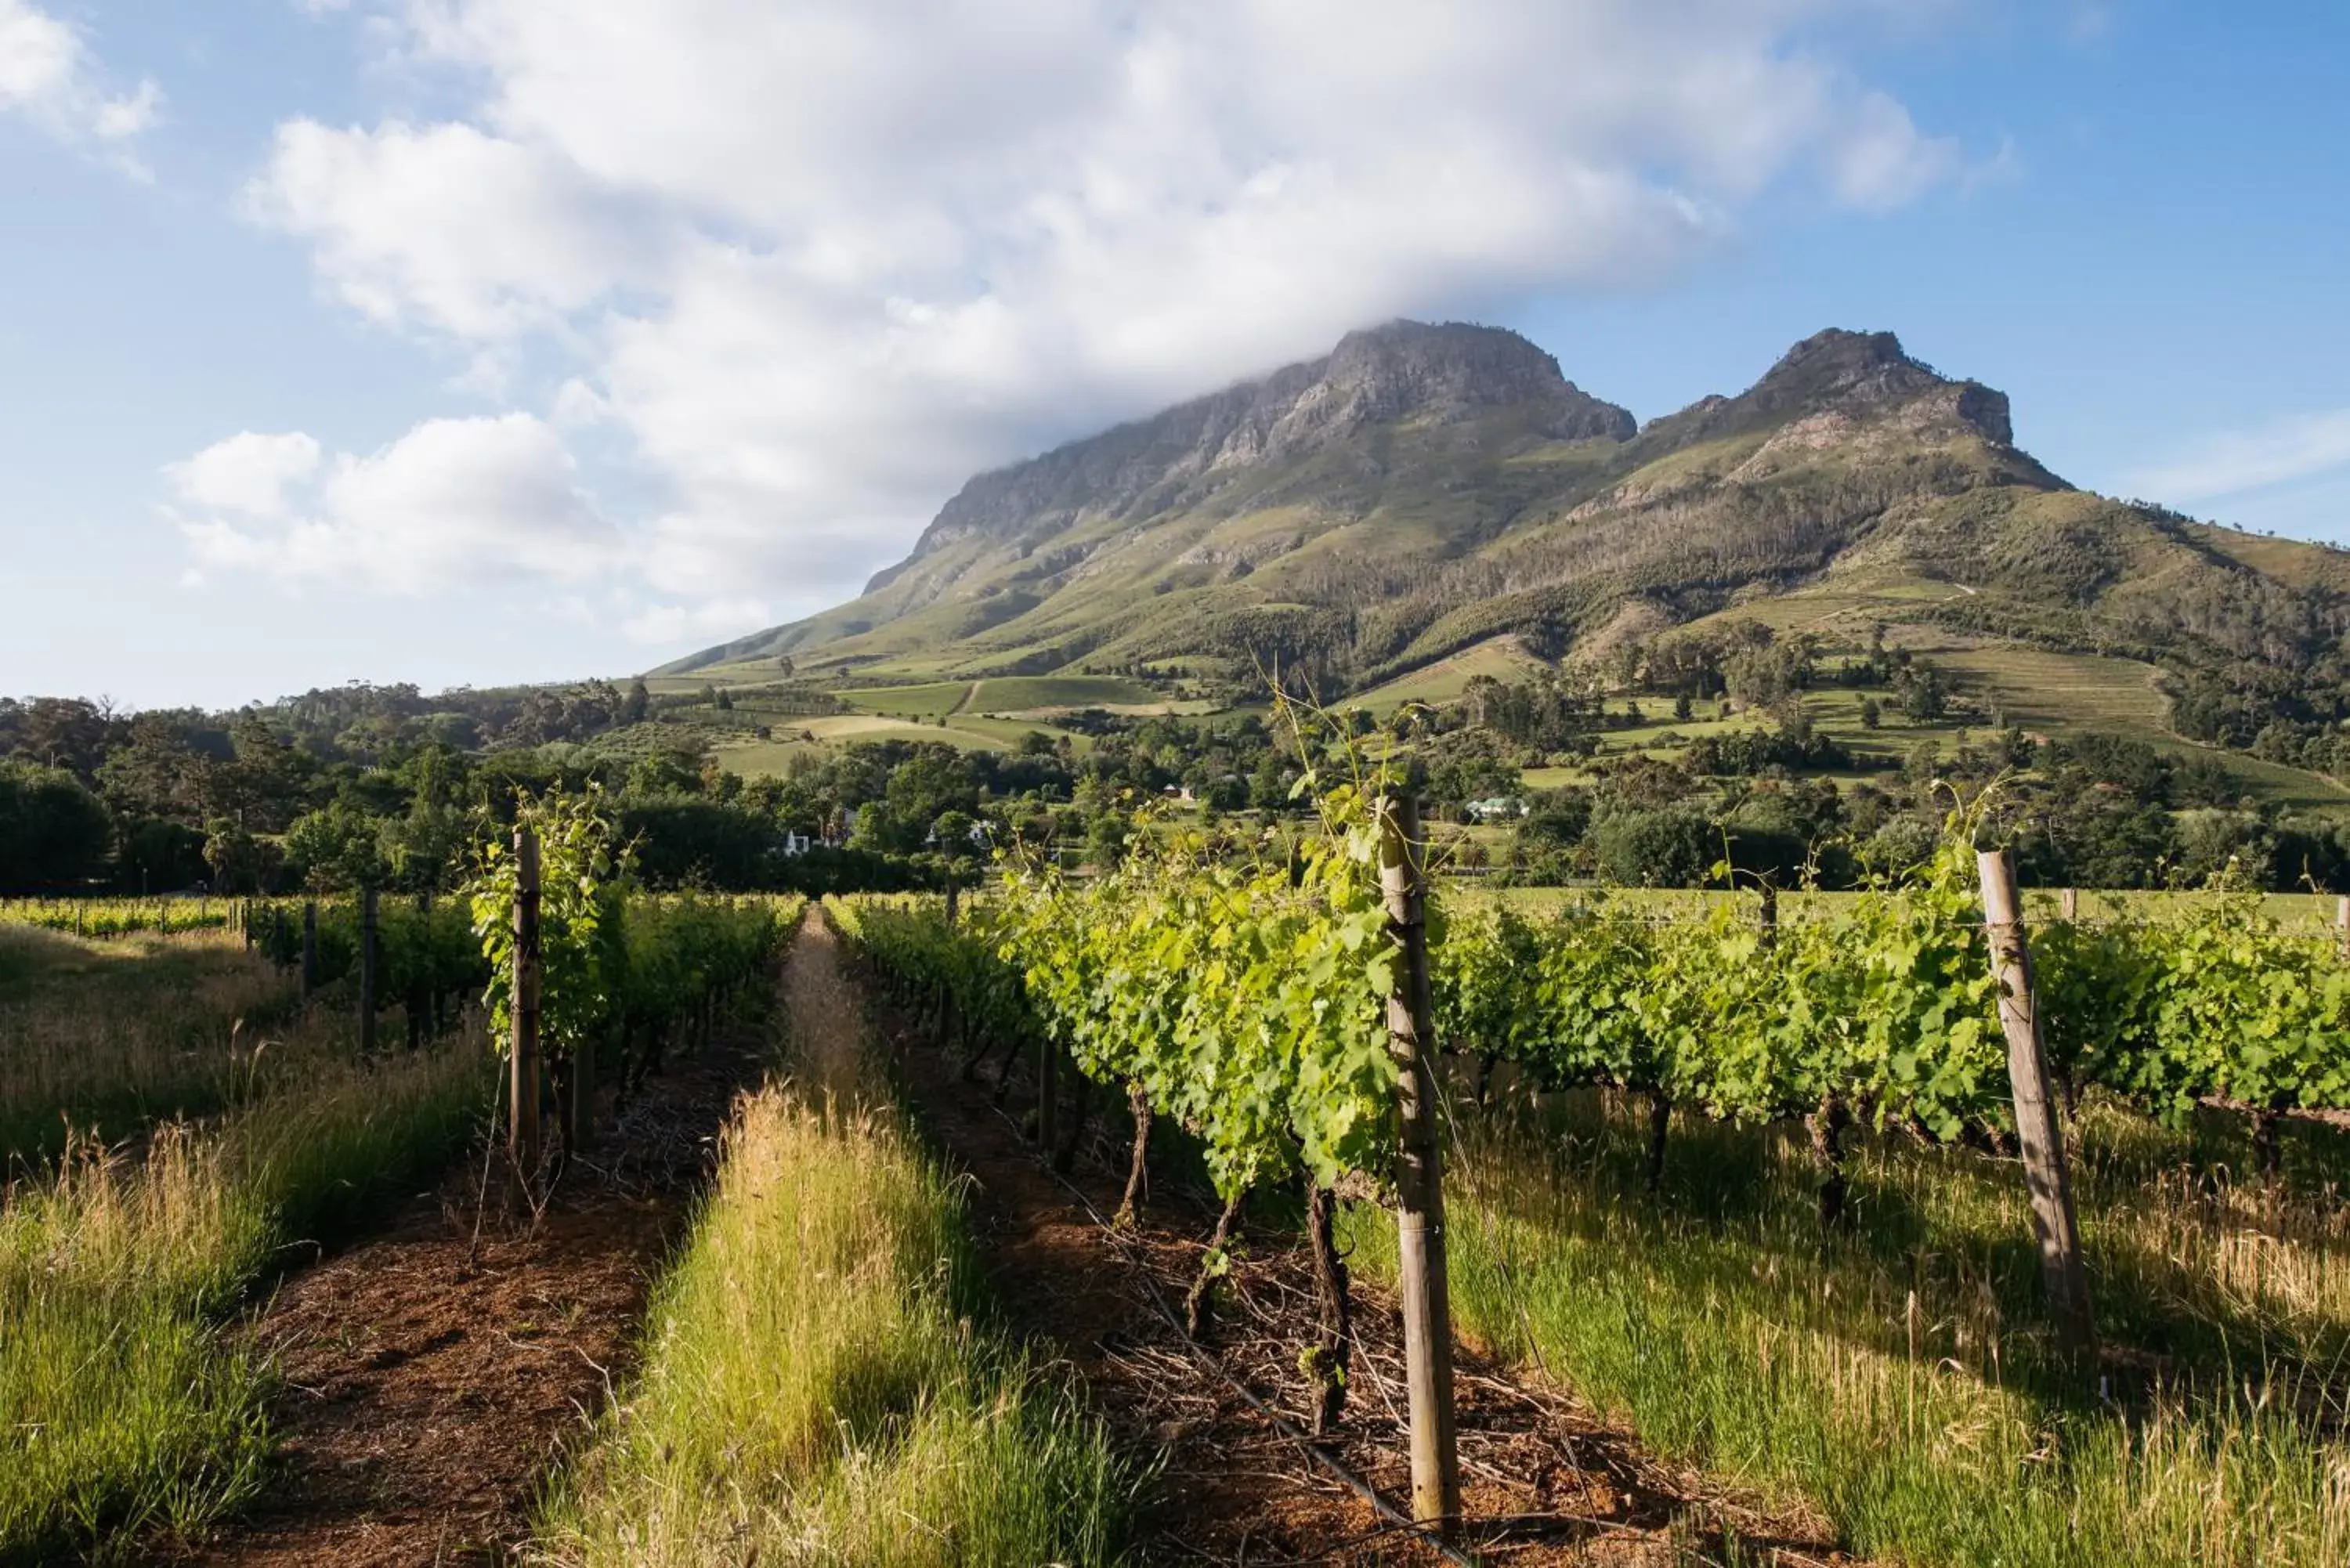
[179,1011,772,1567]
[837,920,1852,1566]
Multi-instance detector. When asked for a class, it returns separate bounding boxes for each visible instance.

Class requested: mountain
[663,320,2350,733]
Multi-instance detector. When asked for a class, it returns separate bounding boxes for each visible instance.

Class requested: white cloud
[165,431,322,518]
[172,414,620,593]
[619,596,776,647]
[209,0,1971,649]
[0,0,160,168]
[247,119,666,338]
[2125,408,2350,503]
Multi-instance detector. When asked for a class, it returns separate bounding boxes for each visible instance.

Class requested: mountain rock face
[868,320,1633,594]
[668,320,2348,696]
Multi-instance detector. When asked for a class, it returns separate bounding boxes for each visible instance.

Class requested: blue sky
[2,1,2345,710]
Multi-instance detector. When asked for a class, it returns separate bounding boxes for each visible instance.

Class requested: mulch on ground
[867,974,1852,1566]
[179,1024,768,1568]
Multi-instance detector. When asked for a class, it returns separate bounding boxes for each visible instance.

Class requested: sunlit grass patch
[534,1048,1129,1565]
[1342,1089,2350,1567]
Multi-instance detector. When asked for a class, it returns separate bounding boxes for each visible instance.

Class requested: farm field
[964,674,1163,712]
[839,796,2350,1566]
[1355,634,1554,712]
[9,803,2348,1566]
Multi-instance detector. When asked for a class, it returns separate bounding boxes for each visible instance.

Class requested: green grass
[0,927,309,1166]
[1353,635,1553,714]
[0,1035,488,1563]
[1343,1090,2350,1567]
[532,970,1128,1564]
[844,682,974,719]
[967,674,1162,713]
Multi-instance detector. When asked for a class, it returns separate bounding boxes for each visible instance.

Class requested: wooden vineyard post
[301,901,319,999]
[1036,1033,1059,1152]
[511,826,544,1174]
[409,891,432,1050]
[1758,880,1779,950]
[1977,848,2098,1378]
[2337,895,2348,963]
[2061,887,2080,923]
[567,1028,596,1154]
[1376,794,1461,1535]
[358,887,380,1053]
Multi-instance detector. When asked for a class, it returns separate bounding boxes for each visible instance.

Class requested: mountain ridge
[661,320,2348,740]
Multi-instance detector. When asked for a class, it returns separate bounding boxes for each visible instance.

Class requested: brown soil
[178,1014,771,1567]
[857,944,1853,1566]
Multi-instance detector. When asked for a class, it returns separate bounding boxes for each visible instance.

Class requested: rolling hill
[664,320,2350,771]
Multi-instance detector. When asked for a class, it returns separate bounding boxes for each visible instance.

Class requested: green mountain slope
[664,320,2350,766]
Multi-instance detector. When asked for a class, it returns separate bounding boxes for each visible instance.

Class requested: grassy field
[534,919,1126,1566]
[844,681,974,719]
[967,674,1161,713]
[712,714,1014,775]
[1353,634,1552,713]
[1346,1087,2350,1567]
[0,1031,487,1559]
[0,925,308,1164]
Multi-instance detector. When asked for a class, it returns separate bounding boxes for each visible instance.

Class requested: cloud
[247,119,667,338]
[0,0,161,169]
[165,431,322,519]
[2125,408,2350,503]
[213,0,1971,650]
[172,414,620,593]
[619,596,776,648]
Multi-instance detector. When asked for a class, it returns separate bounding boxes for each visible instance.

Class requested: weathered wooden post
[567,1029,596,1154]
[301,901,319,999]
[511,827,544,1174]
[2337,895,2348,963]
[358,887,380,1053]
[1978,848,2097,1378]
[408,891,432,1050]
[1377,793,1460,1534]
[2060,887,2080,923]
[1036,1033,1059,1152]
[1758,879,1779,950]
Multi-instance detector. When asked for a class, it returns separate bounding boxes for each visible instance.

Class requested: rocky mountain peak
[1304,320,1635,440]
[1748,328,1945,411]
[1644,327,2017,450]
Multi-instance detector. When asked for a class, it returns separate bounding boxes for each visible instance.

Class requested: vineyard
[832,787,2350,1566]
[0,791,798,1563]
[6,775,2348,1564]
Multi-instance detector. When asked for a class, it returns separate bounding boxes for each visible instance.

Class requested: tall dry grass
[0,925,319,1165]
[534,919,1129,1566]
[0,1027,489,1562]
[1341,1089,2350,1567]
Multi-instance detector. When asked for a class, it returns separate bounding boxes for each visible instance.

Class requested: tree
[620,680,650,724]
[0,761,110,891]
[1860,697,1882,731]
[1589,805,1715,887]
[1086,812,1130,871]
[284,801,392,891]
